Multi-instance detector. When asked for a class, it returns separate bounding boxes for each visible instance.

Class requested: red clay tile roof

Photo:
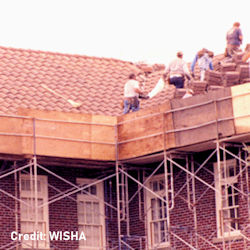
[0,46,173,116]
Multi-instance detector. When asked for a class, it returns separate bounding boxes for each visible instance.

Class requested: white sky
[0,0,249,65]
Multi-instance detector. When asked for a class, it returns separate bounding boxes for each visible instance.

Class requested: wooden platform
[0,83,250,162]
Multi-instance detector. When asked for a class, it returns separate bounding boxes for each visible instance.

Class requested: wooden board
[91,114,116,160]
[17,109,117,160]
[0,116,32,155]
[171,88,235,147]
[231,82,250,134]
[117,102,175,159]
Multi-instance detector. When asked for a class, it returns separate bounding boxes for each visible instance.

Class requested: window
[145,174,169,249]
[214,159,240,238]
[20,174,49,249]
[77,178,105,250]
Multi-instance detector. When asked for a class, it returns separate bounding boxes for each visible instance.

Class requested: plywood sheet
[117,102,175,159]
[0,116,32,155]
[171,88,235,147]
[18,109,116,160]
[231,82,250,134]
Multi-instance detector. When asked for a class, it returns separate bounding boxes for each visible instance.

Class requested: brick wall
[0,174,17,248]
[0,153,249,250]
[126,151,249,250]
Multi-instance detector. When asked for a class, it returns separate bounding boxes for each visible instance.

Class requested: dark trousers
[169,76,184,88]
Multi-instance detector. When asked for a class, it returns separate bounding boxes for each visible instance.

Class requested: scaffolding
[0,88,250,249]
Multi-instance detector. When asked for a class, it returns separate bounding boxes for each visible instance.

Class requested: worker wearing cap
[166,51,192,88]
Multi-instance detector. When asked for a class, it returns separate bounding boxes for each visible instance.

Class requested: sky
[0,0,249,65]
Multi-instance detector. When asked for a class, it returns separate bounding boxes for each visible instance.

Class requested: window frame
[145,174,170,249]
[76,178,106,250]
[19,174,50,249]
[214,159,241,238]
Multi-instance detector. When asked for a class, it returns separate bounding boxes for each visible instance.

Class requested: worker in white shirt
[166,51,192,88]
[123,73,144,114]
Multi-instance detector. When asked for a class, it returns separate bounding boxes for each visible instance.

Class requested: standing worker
[123,73,145,114]
[166,51,192,89]
[191,48,214,81]
[225,22,243,58]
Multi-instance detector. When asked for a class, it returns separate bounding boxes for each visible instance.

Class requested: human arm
[209,61,214,70]
[134,81,144,95]
[191,54,198,72]
[238,28,243,43]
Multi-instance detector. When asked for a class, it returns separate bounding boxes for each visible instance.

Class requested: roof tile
[0,46,176,116]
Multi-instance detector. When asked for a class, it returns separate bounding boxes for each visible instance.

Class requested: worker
[165,51,192,89]
[225,22,243,58]
[123,73,145,114]
[191,48,214,81]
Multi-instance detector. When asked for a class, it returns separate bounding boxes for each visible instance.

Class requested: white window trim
[145,174,170,249]
[20,174,50,249]
[76,178,106,250]
[214,159,241,238]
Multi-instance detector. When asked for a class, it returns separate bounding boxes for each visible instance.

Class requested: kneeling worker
[123,73,147,114]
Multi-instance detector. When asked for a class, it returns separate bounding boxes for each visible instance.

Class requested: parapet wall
[170,87,235,147]
[0,109,117,161]
[117,101,175,159]
[0,83,249,161]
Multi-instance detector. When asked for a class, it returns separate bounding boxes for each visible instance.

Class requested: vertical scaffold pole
[216,141,226,250]
[245,147,250,220]
[14,161,18,250]
[163,110,170,244]
[191,155,198,249]
[164,150,170,243]
[115,124,122,249]
[33,118,39,250]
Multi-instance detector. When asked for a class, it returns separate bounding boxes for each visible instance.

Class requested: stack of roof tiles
[232,51,245,64]
[223,71,240,87]
[190,81,208,94]
[220,62,236,73]
[237,64,250,83]
[190,44,250,94]
[205,70,223,86]
[174,88,187,99]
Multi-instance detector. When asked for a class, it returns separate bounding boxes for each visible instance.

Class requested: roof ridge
[0,45,134,65]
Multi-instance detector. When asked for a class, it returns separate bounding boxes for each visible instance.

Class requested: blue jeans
[169,76,184,88]
[123,98,140,114]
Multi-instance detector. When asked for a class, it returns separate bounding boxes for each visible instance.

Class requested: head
[208,51,214,58]
[233,22,240,28]
[177,51,183,58]
[129,73,136,80]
